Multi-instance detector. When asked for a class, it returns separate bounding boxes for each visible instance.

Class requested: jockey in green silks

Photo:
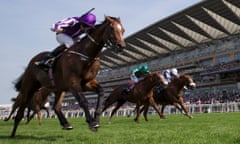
[123,65,150,93]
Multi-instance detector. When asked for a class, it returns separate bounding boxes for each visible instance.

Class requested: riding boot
[122,84,134,95]
[35,45,66,66]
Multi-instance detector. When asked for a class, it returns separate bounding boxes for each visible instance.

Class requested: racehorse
[4,87,50,125]
[10,16,126,137]
[102,72,165,122]
[25,87,51,125]
[145,74,196,119]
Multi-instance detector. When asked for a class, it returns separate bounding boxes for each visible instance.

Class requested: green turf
[0,112,240,144]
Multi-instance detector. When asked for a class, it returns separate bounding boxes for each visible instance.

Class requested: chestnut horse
[141,74,196,119]
[102,72,165,122]
[4,87,50,125]
[10,16,126,137]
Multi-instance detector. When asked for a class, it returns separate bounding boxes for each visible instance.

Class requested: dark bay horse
[147,74,196,119]
[102,72,165,122]
[10,16,126,137]
[4,87,50,125]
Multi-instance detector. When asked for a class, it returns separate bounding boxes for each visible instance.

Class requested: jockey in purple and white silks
[35,13,97,67]
[162,68,179,85]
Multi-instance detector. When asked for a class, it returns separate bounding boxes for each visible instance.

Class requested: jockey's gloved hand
[56,28,64,33]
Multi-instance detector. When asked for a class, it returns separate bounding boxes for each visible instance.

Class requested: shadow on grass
[234,137,240,144]
[0,135,64,142]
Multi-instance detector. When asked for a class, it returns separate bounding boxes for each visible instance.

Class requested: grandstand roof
[99,0,240,69]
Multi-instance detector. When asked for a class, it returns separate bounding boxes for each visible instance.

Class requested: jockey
[162,68,179,85]
[35,12,97,66]
[130,65,150,83]
[126,65,150,92]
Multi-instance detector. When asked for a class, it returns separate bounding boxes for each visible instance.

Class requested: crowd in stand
[202,60,240,74]
[183,92,240,105]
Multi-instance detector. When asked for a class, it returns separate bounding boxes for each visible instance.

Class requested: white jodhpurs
[56,33,74,48]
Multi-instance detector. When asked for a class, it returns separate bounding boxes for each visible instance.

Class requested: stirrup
[34,58,54,67]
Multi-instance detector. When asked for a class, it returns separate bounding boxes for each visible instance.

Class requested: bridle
[86,20,121,49]
[67,17,122,61]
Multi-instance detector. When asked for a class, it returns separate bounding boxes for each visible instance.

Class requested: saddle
[36,46,65,87]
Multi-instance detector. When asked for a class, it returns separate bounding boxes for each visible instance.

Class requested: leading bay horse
[141,74,196,119]
[102,72,165,122]
[10,16,126,137]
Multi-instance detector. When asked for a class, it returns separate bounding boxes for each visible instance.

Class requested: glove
[55,28,64,33]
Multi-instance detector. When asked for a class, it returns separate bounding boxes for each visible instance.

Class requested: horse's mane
[80,16,118,42]
[168,74,190,86]
[136,73,154,85]
[168,74,184,86]
[89,16,118,33]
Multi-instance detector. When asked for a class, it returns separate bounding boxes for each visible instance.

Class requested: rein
[87,34,99,45]
[68,50,99,61]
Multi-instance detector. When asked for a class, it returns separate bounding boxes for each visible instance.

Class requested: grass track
[0,112,240,144]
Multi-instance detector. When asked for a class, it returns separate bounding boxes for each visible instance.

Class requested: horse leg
[53,91,73,129]
[26,107,31,124]
[160,105,166,119]
[134,104,140,123]
[109,100,125,122]
[83,80,104,125]
[94,85,104,124]
[26,111,36,124]
[5,95,21,121]
[174,103,183,113]
[140,105,144,114]
[102,94,116,113]
[42,106,50,118]
[71,89,99,131]
[143,104,150,121]
[10,105,26,138]
[178,97,192,119]
[37,111,42,125]
[148,97,162,119]
[35,105,42,125]
[4,104,17,121]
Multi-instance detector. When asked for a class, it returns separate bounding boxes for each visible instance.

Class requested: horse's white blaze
[116,24,124,39]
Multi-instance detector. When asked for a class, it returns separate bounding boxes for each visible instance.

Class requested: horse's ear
[105,15,113,22]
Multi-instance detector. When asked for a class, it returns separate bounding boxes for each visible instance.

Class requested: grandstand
[2,0,240,119]
[59,0,240,110]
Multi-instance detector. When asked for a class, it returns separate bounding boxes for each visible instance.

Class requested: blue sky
[0,0,201,104]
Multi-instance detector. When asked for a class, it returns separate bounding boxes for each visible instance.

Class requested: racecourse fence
[1,102,240,120]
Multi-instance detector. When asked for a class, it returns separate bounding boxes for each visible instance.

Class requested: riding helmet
[80,13,96,27]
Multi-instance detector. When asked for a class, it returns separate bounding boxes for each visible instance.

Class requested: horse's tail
[102,86,123,112]
[14,73,24,92]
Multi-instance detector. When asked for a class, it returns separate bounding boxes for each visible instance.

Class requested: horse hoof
[89,127,98,132]
[89,121,100,128]
[62,124,73,130]
[160,116,166,119]
[89,122,100,132]
[134,119,139,123]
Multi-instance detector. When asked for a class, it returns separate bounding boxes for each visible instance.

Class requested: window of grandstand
[216,54,230,64]
[200,58,212,67]
[234,52,240,60]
